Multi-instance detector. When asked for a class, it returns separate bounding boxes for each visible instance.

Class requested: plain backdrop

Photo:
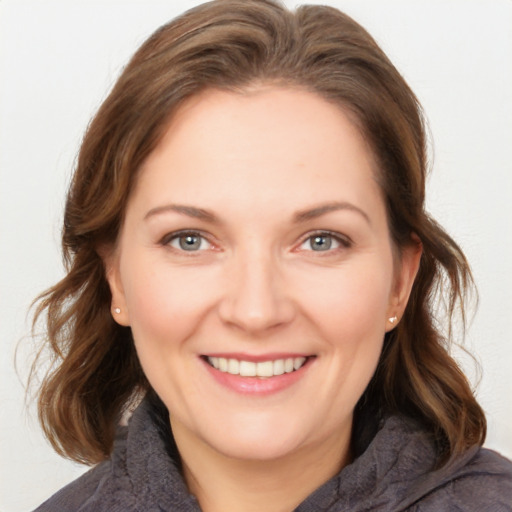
[1,1,511,510]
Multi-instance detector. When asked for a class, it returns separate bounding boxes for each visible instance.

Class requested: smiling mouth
[204,356,309,378]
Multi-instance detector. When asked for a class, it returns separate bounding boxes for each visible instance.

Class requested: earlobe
[386,237,422,331]
[99,247,131,327]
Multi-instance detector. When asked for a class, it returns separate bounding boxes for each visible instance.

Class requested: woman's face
[107,87,420,462]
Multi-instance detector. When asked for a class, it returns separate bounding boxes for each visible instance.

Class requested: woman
[30,0,511,510]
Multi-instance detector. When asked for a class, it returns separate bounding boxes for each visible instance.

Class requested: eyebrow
[144,204,218,223]
[144,200,370,225]
[293,201,371,225]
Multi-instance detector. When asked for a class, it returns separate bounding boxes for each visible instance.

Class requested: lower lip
[201,358,312,395]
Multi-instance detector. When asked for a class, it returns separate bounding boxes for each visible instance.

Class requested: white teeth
[294,357,306,370]
[239,361,256,377]
[257,361,273,377]
[207,356,308,377]
[273,359,285,376]
[227,359,239,375]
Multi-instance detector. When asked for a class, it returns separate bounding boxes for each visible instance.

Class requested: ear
[386,235,422,332]
[98,245,131,327]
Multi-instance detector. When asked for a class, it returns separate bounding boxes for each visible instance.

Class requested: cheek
[121,256,220,348]
[298,263,392,336]
[296,262,392,410]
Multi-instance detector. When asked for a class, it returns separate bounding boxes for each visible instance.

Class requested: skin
[105,87,421,512]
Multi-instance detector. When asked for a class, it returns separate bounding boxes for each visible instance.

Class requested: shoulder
[32,396,200,512]
[32,459,119,512]
[378,416,512,511]
[418,448,512,512]
[315,414,512,512]
[460,446,512,481]
[32,427,136,512]
[406,447,512,511]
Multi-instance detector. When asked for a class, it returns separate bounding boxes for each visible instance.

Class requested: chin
[210,434,304,462]
[197,415,316,462]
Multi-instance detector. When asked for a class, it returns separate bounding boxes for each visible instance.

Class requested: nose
[218,248,296,334]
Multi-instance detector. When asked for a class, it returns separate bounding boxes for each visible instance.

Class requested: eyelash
[159,230,352,254]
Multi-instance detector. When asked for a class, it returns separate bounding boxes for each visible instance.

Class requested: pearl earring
[114,307,121,314]
[389,315,398,324]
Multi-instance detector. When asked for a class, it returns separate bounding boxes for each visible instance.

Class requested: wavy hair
[31,0,485,465]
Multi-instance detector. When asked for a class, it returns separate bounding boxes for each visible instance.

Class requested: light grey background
[1,1,511,510]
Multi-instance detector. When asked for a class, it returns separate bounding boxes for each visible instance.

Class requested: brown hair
[31,0,485,465]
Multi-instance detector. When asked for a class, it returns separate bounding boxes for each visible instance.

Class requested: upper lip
[201,352,313,362]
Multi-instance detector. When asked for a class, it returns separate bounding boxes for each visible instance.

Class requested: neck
[171,419,352,512]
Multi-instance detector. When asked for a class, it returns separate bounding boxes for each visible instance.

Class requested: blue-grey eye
[169,233,208,251]
[310,235,332,251]
[301,233,342,252]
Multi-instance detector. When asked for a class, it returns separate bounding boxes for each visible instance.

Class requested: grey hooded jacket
[34,398,512,511]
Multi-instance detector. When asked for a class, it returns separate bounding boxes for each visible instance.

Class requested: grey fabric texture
[34,398,512,511]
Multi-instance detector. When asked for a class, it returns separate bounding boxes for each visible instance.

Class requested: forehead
[132,87,382,218]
